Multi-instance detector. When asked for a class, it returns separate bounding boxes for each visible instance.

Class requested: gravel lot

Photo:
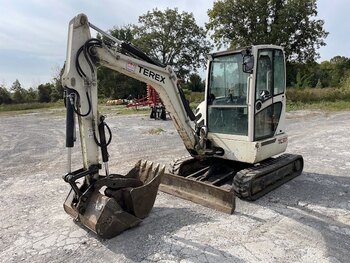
[0,109,349,263]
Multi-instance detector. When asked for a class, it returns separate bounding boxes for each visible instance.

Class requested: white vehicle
[62,14,303,238]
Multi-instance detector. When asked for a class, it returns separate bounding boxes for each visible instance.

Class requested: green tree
[186,73,205,92]
[109,25,134,43]
[98,9,211,97]
[26,87,38,102]
[294,71,310,89]
[207,0,328,63]
[11,79,27,103]
[133,8,212,79]
[98,25,145,99]
[329,56,350,86]
[97,67,146,99]
[38,83,53,102]
[51,66,65,102]
[315,79,322,89]
[0,85,12,104]
[319,61,333,87]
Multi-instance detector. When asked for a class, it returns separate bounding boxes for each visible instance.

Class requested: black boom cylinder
[98,116,109,163]
[65,88,75,148]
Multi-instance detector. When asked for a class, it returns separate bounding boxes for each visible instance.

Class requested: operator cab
[204,45,287,163]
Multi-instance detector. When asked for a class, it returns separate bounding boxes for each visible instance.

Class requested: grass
[0,101,64,112]
[286,87,350,103]
[147,127,165,135]
[0,100,151,116]
[286,87,350,112]
[287,100,350,112]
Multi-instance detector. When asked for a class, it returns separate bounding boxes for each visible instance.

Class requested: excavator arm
[61,14,204,239]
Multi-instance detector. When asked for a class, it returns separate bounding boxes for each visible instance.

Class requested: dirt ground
[0,109,349,263]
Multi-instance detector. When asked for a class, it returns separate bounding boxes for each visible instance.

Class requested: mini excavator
[62,14,303,238]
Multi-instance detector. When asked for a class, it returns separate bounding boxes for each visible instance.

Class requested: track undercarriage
[160,154,304,213]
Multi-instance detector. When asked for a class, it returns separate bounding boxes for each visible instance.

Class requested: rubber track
[233,154,304,200]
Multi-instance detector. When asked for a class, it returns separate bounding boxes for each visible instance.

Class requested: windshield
[208,53,250,106]
[207,53,250,136]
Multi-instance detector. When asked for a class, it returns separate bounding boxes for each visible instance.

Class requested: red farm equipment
[126,85,167,120]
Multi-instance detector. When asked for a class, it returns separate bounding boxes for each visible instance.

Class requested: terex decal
[138,66,166,84]
[126,62,136,72]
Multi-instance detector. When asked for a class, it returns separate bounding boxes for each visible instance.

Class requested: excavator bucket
[63,160,164,239]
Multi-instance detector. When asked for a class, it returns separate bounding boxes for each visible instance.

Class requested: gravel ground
[0,109,349,263]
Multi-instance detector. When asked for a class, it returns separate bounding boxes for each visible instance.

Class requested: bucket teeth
[140,161,165,184]
[126,160,165,184]
[141,160,153,182]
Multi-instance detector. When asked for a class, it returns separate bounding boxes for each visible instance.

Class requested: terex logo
[139,66,166,84]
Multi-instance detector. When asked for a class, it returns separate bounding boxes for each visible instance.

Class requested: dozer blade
[63,160,164,239]
[160,173,235,214]
[160,153,303,214]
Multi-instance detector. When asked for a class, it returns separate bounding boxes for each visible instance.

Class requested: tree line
[2,0,344,105]
[0,73,63,105]
[288,56,350,89]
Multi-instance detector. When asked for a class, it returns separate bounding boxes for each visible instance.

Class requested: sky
[0,0,348,89]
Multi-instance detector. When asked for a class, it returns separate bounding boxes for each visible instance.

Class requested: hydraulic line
[65,87,92,117]
[93,115,113,176]
[72,39,103,117]
[75,38,102,78]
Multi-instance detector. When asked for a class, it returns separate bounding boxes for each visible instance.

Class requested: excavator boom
[61,14,207,238]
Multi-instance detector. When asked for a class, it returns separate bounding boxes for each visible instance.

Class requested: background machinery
[126,85,167,120]
[62,14,303,238]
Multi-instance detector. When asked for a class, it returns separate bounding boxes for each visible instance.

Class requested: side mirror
[243,54,254,74]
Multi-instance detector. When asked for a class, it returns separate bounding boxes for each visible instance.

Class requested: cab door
[207,53,250,138]
[254,49,286,141]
